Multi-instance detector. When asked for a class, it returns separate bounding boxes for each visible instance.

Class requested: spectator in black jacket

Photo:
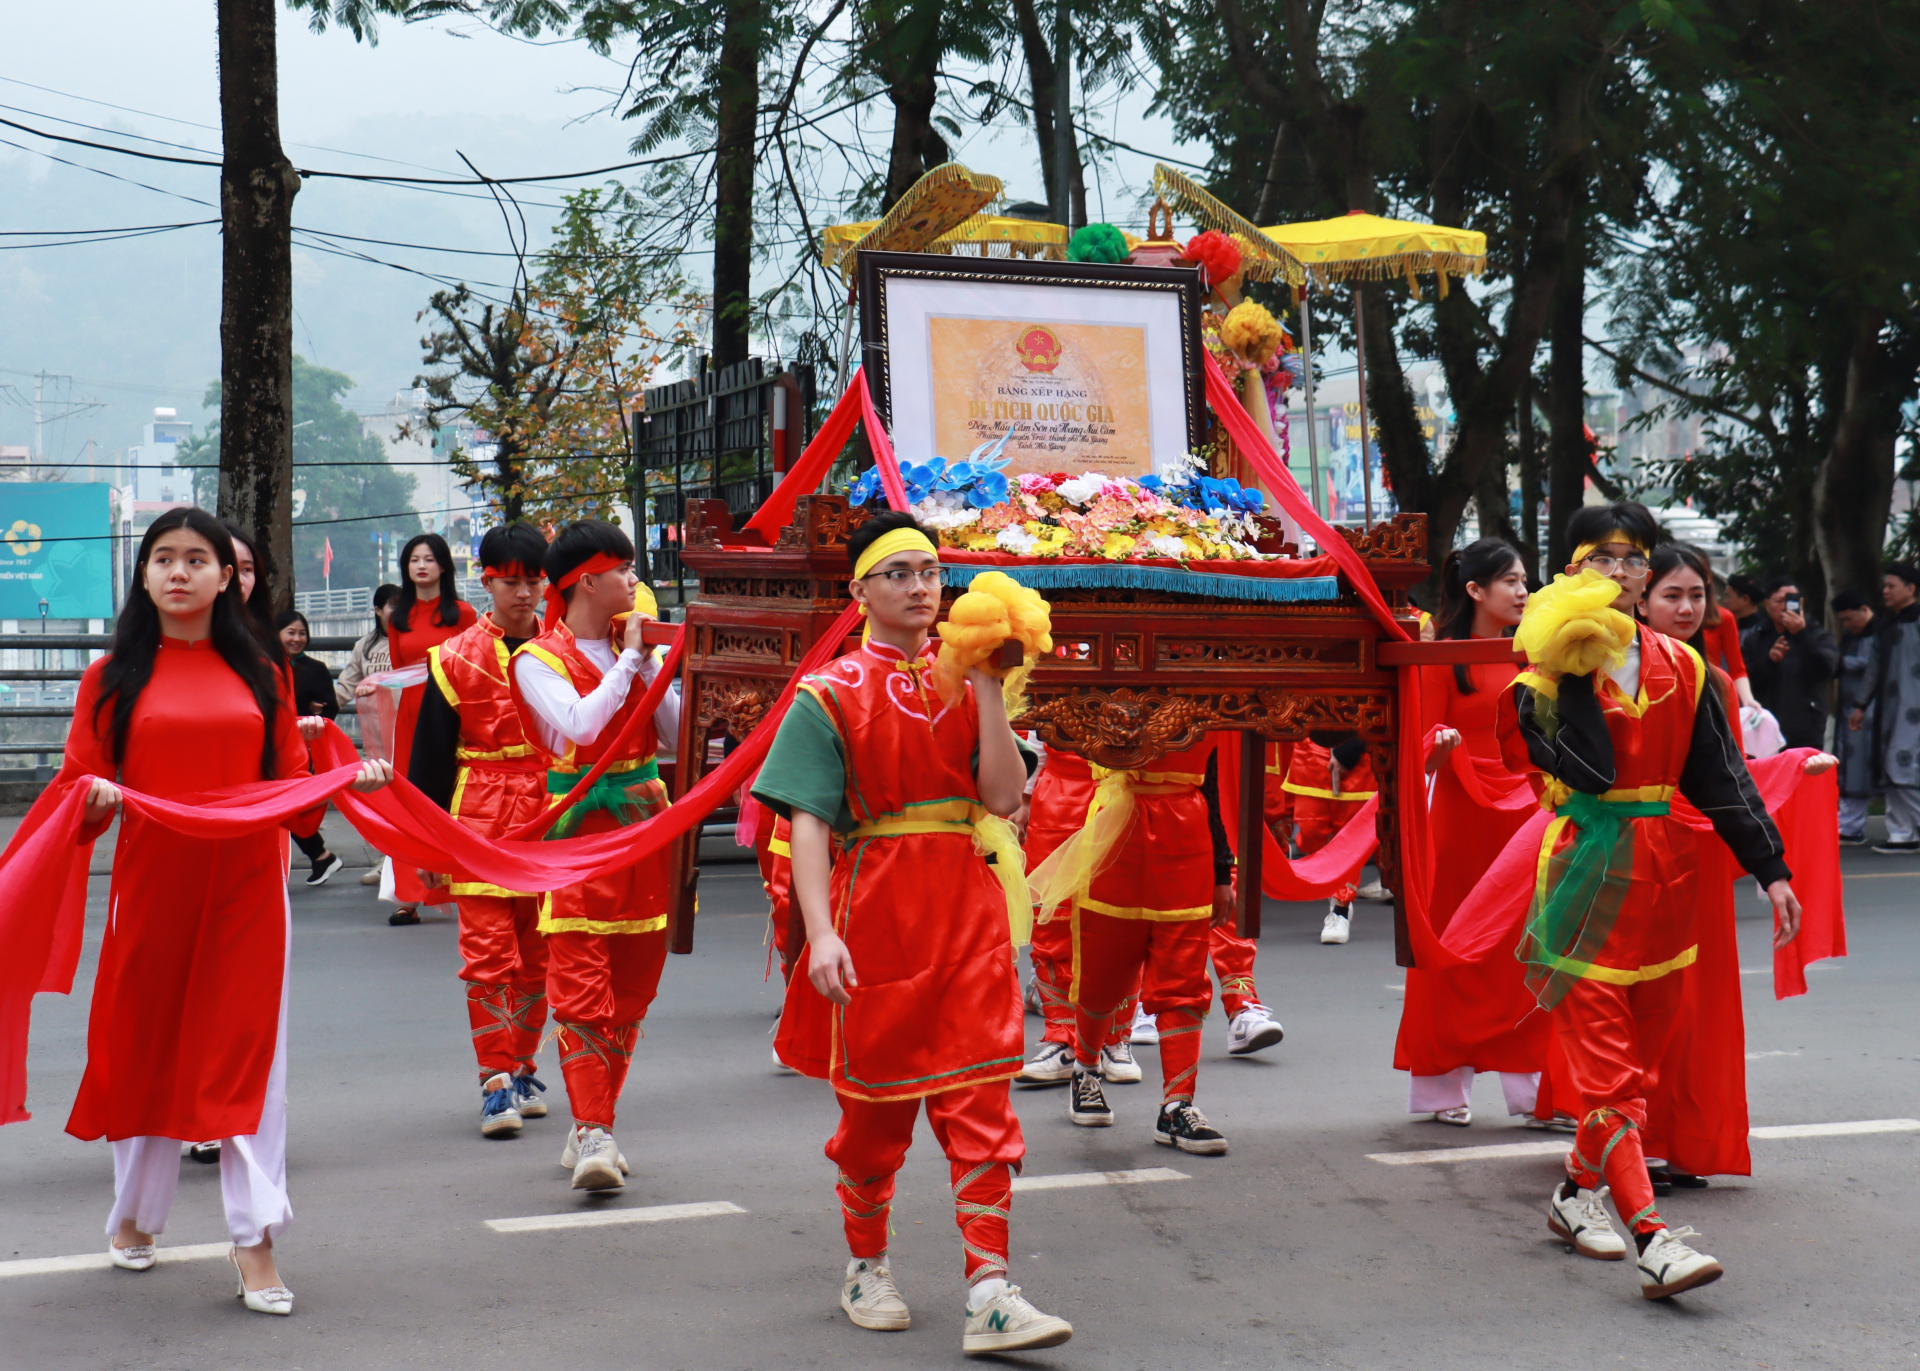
[1741,575,1839,750]
[275,608,345,885]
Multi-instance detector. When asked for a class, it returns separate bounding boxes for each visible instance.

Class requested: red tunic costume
[755,639,1024,1285]
[1024,747,1119,1049]
[1500,627,1789,1235]
[1284,740,1376,856]
[60,640,317,1142]
[1393,660,1545,1101]
[426,615,550,1081]
[387,596,477,904]
[1056,740,1219,1103]
[513,623,672,1131]
[759,813,797,979]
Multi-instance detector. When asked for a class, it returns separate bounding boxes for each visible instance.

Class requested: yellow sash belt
[1028,765,1202,924]
[849,801,1032,948]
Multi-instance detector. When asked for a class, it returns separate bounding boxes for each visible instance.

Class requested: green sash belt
[1517,790,1671,1010]
[543,760,662,840]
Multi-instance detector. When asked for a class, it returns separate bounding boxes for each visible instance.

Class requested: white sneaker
[1355,879,1390,902]
[1434,1105,1472,1126]
[479,1073,523,1138]
[772,1043,800,1075]
[1226,1003,1284,1055]
[1023,975,1042,1016]
[559,1124,631,1177]
[1015,1041,1075,1087]
[1547,1182,1628,1260]
[1099,1041,1143,1083]
[568,1126,625,1191]
[1128,1003,1159,1046]
[962,1285,1073,1354]
[1320,904,1352,944]
[1636,1226,1724,1298]
[841,1256,910,1330]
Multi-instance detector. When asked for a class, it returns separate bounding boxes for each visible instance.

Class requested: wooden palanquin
[665,495,1433,961]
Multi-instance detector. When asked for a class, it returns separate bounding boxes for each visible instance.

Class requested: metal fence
[637,359,815,605]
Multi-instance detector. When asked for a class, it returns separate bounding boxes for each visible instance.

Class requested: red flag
[322,538,334,578]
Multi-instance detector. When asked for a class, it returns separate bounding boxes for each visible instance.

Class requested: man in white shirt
[511,520,680,1191]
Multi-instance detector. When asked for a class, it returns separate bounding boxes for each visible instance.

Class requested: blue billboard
[0,483,114,619]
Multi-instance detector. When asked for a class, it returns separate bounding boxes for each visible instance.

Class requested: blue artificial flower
[1136,473,1164,491]
[848,467,883,506]
[966,470,1009,507]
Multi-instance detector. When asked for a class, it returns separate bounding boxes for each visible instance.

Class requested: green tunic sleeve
[751,691,856,832]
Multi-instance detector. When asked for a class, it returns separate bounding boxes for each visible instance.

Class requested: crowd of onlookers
[1720,562,1920,853]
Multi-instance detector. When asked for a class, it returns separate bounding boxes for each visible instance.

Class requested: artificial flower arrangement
[845,442,1270,563]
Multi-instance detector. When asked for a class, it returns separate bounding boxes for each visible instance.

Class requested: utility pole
[217,0,300,611]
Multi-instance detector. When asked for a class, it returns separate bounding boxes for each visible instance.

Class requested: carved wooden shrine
[663,494,1434,960]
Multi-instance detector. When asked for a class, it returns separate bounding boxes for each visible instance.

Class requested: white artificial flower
[1055,473,1106,506]
[1146,533,1186,558]
[996,525,1038,555]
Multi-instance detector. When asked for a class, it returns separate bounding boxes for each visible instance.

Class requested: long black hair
[1436,537,1522,693]
[223,520,286,667]
[94,507,285,777]
[391,532,461,632]
[371,583,400,638]
[1638,542,1716,649]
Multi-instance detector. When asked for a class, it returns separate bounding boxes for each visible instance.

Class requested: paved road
[3,839,1916,1370]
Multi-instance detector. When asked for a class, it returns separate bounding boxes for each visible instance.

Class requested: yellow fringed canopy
[1150,164,1304,285]
[817,165,1074,281]
[1259,212,1488,299]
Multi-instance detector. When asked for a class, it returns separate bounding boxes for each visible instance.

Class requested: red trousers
[1209,924,1261,1018]
[828,1082,1023,1285]
[545,927,669,1130]
[1030,911,1136,1048]
[1555,970,1685,1235]
[1072,909,1212,1101]
[458,892,549,1082]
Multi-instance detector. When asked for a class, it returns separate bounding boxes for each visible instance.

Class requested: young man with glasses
[752,510,1072,1355]
[1500,501,1801,1300]
[510,519,680,1191]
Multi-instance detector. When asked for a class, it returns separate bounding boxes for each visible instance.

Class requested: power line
[0,222,215,250]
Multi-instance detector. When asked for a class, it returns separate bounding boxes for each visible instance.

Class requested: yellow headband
[1572,530,1647,564]
[853,527,939,581]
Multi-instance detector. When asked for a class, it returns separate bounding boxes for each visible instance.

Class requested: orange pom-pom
[932,572,1054,707]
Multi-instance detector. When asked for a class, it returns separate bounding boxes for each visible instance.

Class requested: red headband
[541,551,627,631]
[480,563,543,581]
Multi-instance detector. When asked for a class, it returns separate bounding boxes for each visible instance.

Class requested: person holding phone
[1740,576,1838,750]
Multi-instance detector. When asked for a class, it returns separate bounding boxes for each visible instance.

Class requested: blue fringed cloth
[939,555,1342,604]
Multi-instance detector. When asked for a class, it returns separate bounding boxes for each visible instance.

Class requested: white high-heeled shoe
[229,1247,294,1315]
[108,1241,156,1271]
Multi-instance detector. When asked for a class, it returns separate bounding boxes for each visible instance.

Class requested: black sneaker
[1155,1100,1228,1155]
[388,906,422,926]
[1871,840,1920,854]
[1067,1068,1113,1127]
[305,852,345,886]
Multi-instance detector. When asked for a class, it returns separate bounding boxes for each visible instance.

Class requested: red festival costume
[1055,741,1223,1103]
[386,597,477,904]
[1393,659,1545,1112]
[1284,740,1376,858]
[513,624,674,1131]
[755,639,1026,1287]
[414,615,551,1082]
[1499,627,1790,1235]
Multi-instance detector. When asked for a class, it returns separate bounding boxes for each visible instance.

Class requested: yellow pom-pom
[1514,568,1638,679]
[1220,301,1285,366]
[932,572,1055,707]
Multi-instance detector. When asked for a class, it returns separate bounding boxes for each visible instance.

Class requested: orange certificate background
[927,316,1152,477]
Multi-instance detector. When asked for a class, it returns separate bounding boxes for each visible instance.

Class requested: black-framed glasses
[862,566,943,586]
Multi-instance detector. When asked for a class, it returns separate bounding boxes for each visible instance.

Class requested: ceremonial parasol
[817,164,1067,390]
[1260,213,1487,524]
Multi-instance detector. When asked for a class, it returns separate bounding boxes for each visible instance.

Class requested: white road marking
[485,1201,747,1233]
[1749,1118,1920,1140]
[1746,1050,1801,1059]
[1012,1167,1190,1193]
[1370,1118,1920,1165]
[0,1241,231,1279]
[1739,967,1771,975]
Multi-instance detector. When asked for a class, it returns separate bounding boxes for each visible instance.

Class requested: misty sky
[0,5,1207,469]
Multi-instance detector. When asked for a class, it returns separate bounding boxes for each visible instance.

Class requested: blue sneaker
[480,1073,523,1139]
[512,1073,548,1119]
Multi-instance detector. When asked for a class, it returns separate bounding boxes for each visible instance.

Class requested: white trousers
[1839,795,1870,840]
[1409,1066,1540,1117]
[1884,787,1920,844]
[105,902,292,1248]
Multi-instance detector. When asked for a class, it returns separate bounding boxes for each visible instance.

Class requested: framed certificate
[857,251,1204,479]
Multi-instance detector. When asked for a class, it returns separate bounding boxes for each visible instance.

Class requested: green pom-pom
[1066,223,1129,264]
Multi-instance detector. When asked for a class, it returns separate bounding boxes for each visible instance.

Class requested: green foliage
[189,357,419,591]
